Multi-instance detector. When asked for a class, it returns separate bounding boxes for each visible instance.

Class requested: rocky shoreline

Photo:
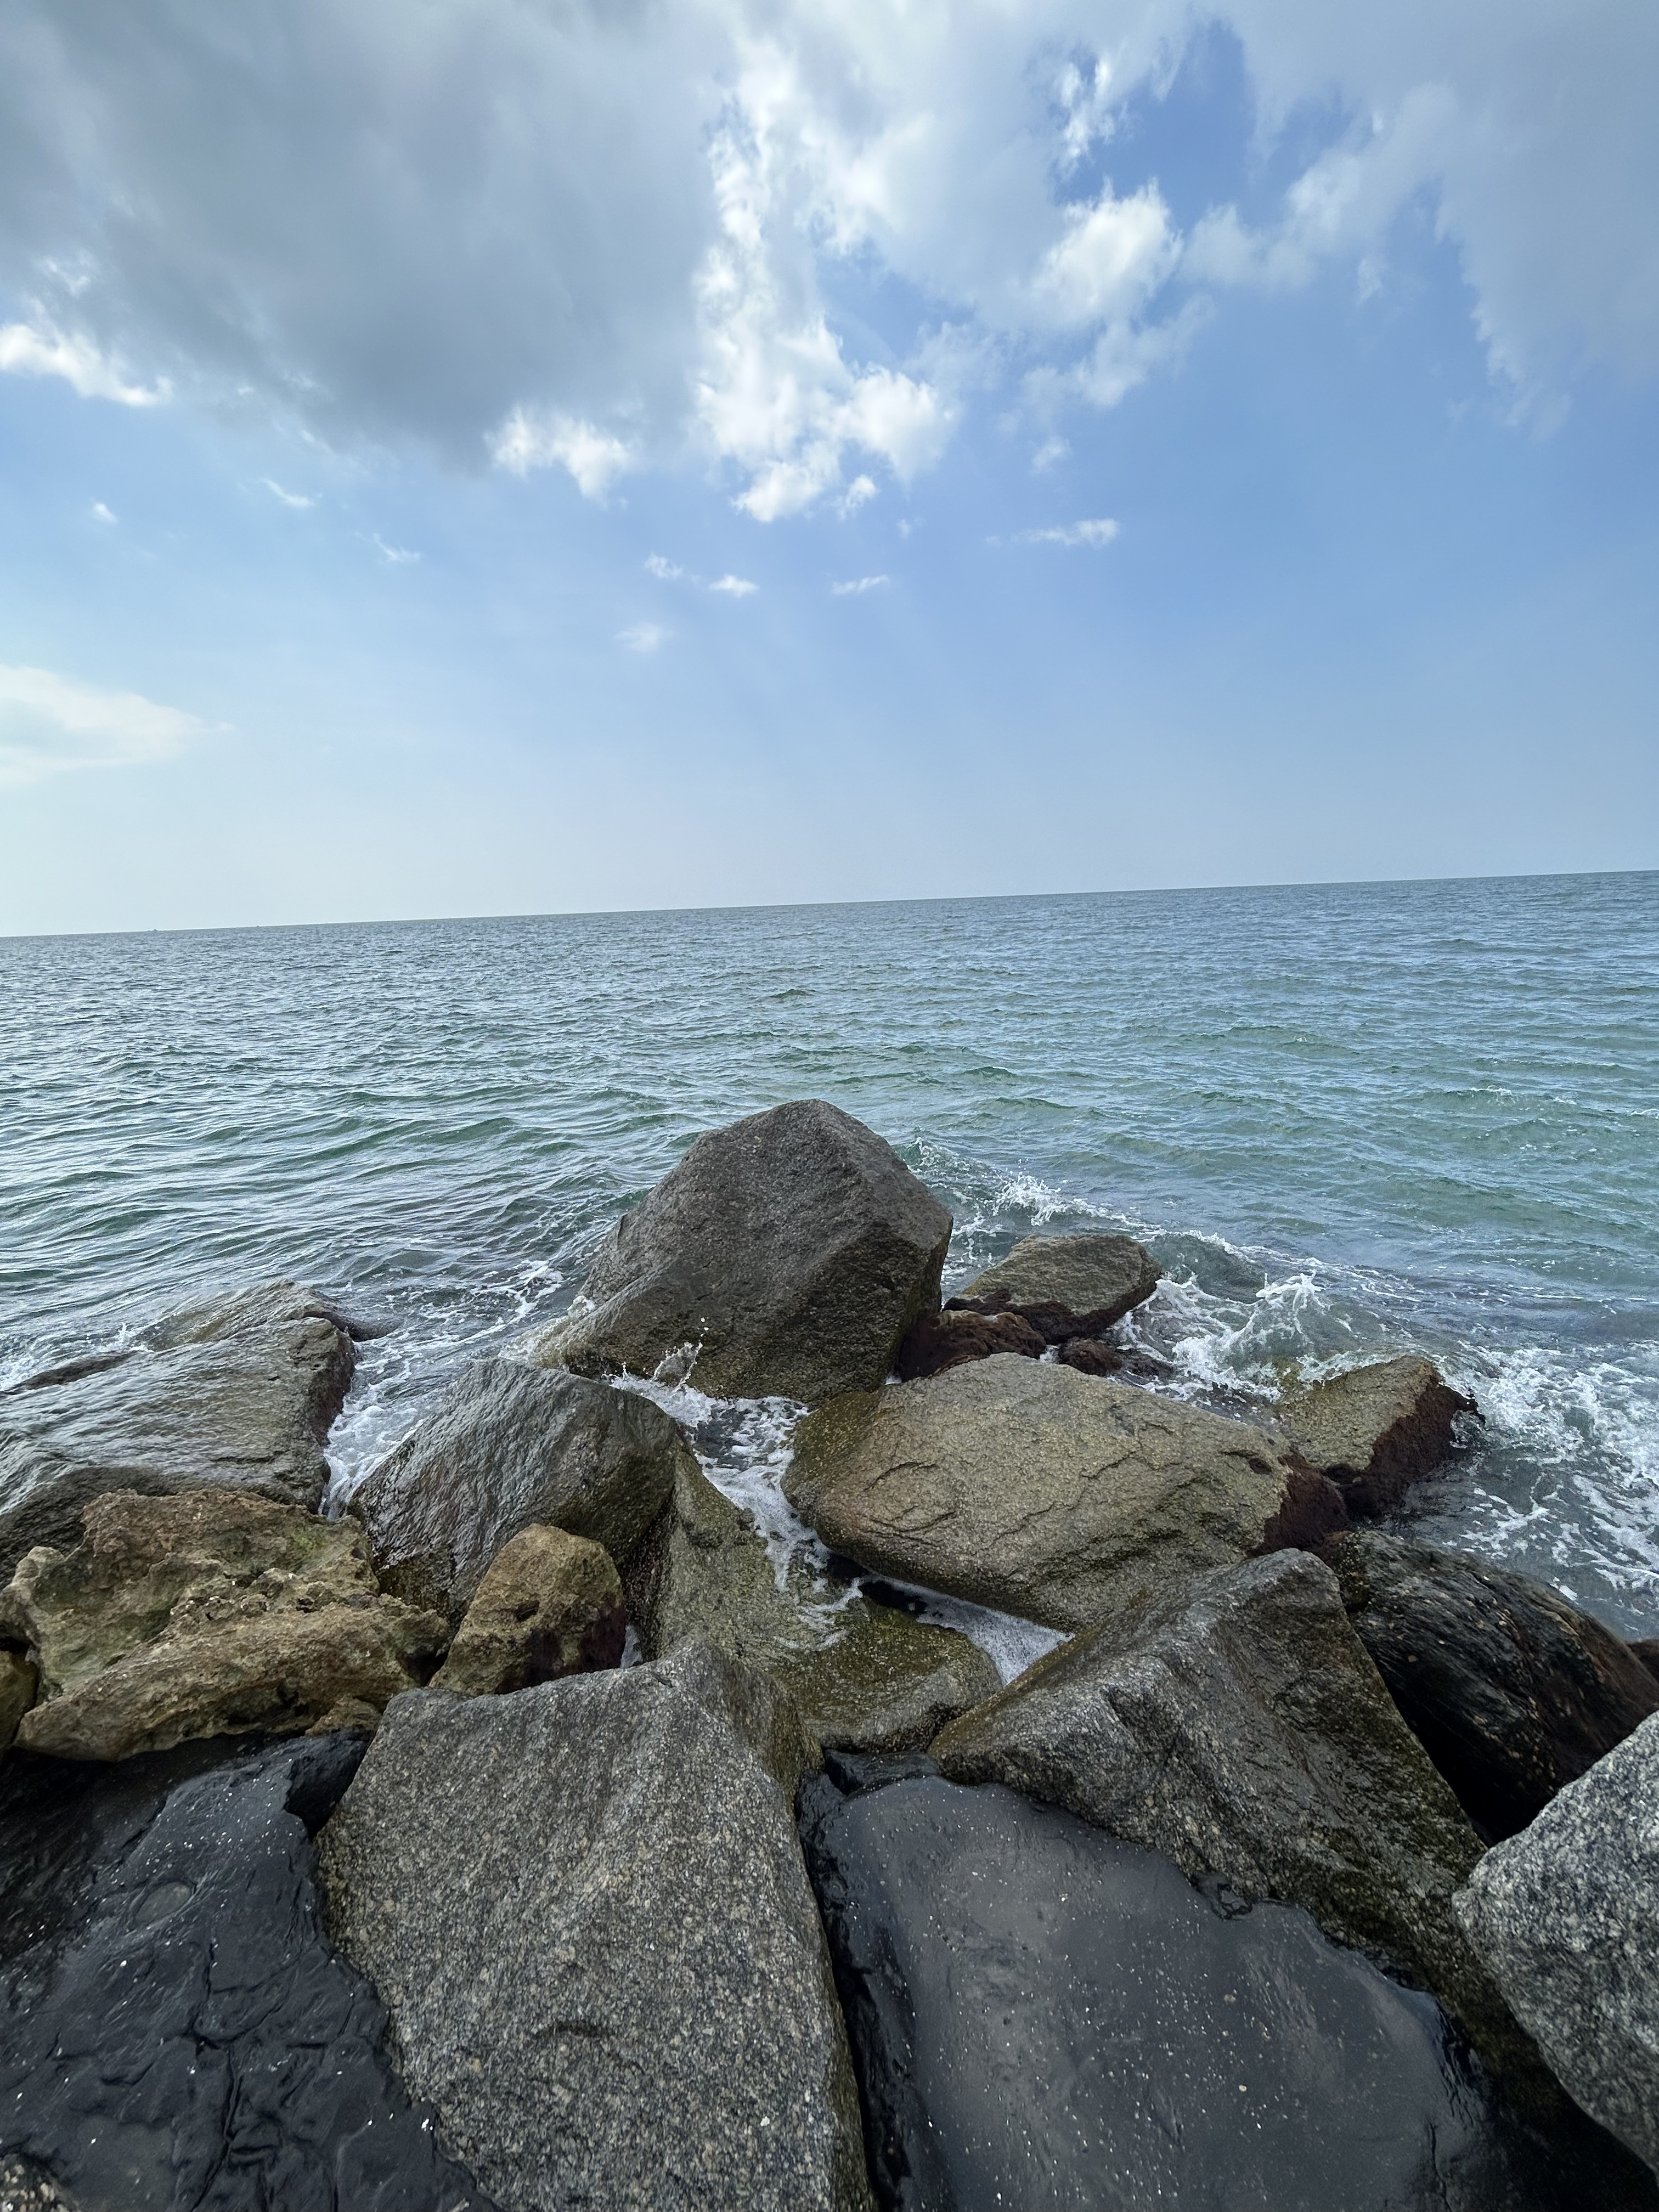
[1,1099,1655,2209]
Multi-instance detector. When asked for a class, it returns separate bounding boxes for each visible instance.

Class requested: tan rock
[431,1523,626,1695]
[957,1232,1160,1327]
[1280,1354,1475,1515]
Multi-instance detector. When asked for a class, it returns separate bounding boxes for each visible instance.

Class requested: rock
[1333,1529,1659,1840]
[956,1231,1161,1330]
[628,1458,1001,1752]
[0,1655,33,1763]
[0,1279,359,1579]
[893,1306,1045,1380]
[799,1770,1643,2212]
[0,1733,498,2210]
[528,1099,952,1402]
[1455,1713,1659,2175]
[354,1357,693,1622]
[431,1523,625,1695]
[931,1548,1516,2064]
[1055,1336,1173,1379]
[784,1354,1313,1634]
[1279,1353,1475,1515]
[1635,1638,1659,1684]
[0,1489,444,1762]
[319,1644,872,2212]
[0,2158,78,2209]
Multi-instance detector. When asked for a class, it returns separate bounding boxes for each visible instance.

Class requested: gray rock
[0,1651,35,1761]
[0,1279,358,1579]
[0,1488,445,1761]
[1333,1528,1659,1839]
[354,1358,693,1622]
[957,1230,1161,1328]
[1279,1354,1475,1515]
[431,1523,625,1695]
[528,1099,952,1403]
[784,1355,1310,1633]
[1455,1712,1659,2173]
[629,1458,1000,1752]
[319,1645,871,2212]
[931,1548,1524,2069]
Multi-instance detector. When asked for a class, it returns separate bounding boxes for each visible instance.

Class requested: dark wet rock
[0,1657,32,1763]
[1635,1638,1659,1683]
[1279,1353,1476,1515]
[1457,1713,1659,2176]
[0,1733,498,2210]
[1334,1530,1659,1841]
[0,1280,358,1579]
[319,1644,871,2212]
[1054,1335,1173,1378]
[0,2157,78,2209]
[628,1458,999,1751]
[798,1770,1645,2212]
[785,1355,1308,1633]
[893,1306,1044,1380]
[355,1358,693,1623]
[1,1489,444,1762]
[931,1549,1520,2068]
[527,1099,952,1403]
[1257,1451,1352,1554]
[956,1231,1161,1330]
[431,1522,625,1695]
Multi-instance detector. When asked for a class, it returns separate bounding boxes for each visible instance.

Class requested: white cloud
[831,574,889,595]
[838,474,878,516]
[371,534,418,564]
[645,554,685,580]
[1018,518,1119,547]
[709,574,758,596]
[0,664,213,785]
[1032,437,1070,473]
[0,317,167,406]
[91,500,116,523]
[492,409,636,499]
[262,477,314,510]
[617,622,669,653]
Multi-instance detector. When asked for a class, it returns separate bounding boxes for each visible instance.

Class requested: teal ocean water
[2,871,1655,1635]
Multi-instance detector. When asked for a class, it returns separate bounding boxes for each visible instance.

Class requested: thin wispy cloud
[263,477,314,510]
[830,574,889,596]
[493,409,635,500]
[648,555,758,597]
[91,501,117,524]
[0,664,216,786]
[617,622,669,654]
[645,553,684,580]
[1017,518,1119,548]
[0,318,169,407]
[1031,437,1070,473]
[371,533,419,565]
[708,574,758,596]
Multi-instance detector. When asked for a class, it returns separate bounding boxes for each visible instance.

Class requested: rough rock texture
[931,1548,1518,2064]
[0,1657,33,1763]
[785,1355,1308,1633]
[799,1771,1645,2212]
[0,1734,498,2210]
[0,1489,444,1761]
[431,1523,625,1695]
[628,1459,1000,1752]
[893,1307,1045,1380]
[320,1645,871,2212]
[528,1099,952,1403]
[0,1279,360,1579]
[0,2158,78,2209]
[1456,1713,1659,2174]
[1334,1528,1659,1840]
[355,1358,693,1622]
[956,1231,1161,1329]
[1635,1638,1659,1684]
[1055,1336,1173,1379]
[1279,1353,1476,1515]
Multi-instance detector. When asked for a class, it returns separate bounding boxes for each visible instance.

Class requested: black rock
[798,1770,1657,2212]
[893,1307,1045,1379]
[0,1735,496,2210]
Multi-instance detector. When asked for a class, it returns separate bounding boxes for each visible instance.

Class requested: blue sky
[1,2,1654,934]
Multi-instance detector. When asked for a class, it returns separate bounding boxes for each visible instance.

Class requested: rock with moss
[432,1523,625,1696]
[0,1488,445,1760]
[785,1355,1317,1634]
[1278,1355,1475,1515]
[0,1279,362,1579]
[629,1458,999,1752]
[527,1099,952,1403]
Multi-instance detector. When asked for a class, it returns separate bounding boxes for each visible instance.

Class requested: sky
[0,0,1655,935]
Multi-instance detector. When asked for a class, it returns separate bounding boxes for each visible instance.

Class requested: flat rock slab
[1334,1528,1659,1839]
[2,1488,444,1760]
[799,1772,1646,2212]
[785,1355,1307,1633]
[1456,1712,1659,2176]
[957,1231,1161,1329]
[528,1099,952,1403]
[355,1357,693,1621]
[319,1645,872,2212]
[0,1734,496,2210]
[1279,1354,1474,1515]
[0,1280,359,1579]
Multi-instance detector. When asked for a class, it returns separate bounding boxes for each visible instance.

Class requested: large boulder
[0,1733,498,2209]
[0,1489,444,1761]
[1333,1529,1659,1839]
[353,1358,692,1622]
[1278,1354,1475,1515]
[798,1769,1641,2212]
[784,1355,1320,1634]
[430,1523,625,1696]
[931,1549,1517,2067]
[628,1458,1000,1752]
[527,1100,952,1402]
[1455,1713,1659,2175]
[955,1230,1161,1330]
[0,1279,360,1579]
[319,1645,871,2212]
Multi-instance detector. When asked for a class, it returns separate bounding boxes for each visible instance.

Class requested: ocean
[2,870,1655,1638]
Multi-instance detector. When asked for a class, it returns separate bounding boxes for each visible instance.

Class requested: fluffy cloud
[0,317,166,404]
[0,664,213,784]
